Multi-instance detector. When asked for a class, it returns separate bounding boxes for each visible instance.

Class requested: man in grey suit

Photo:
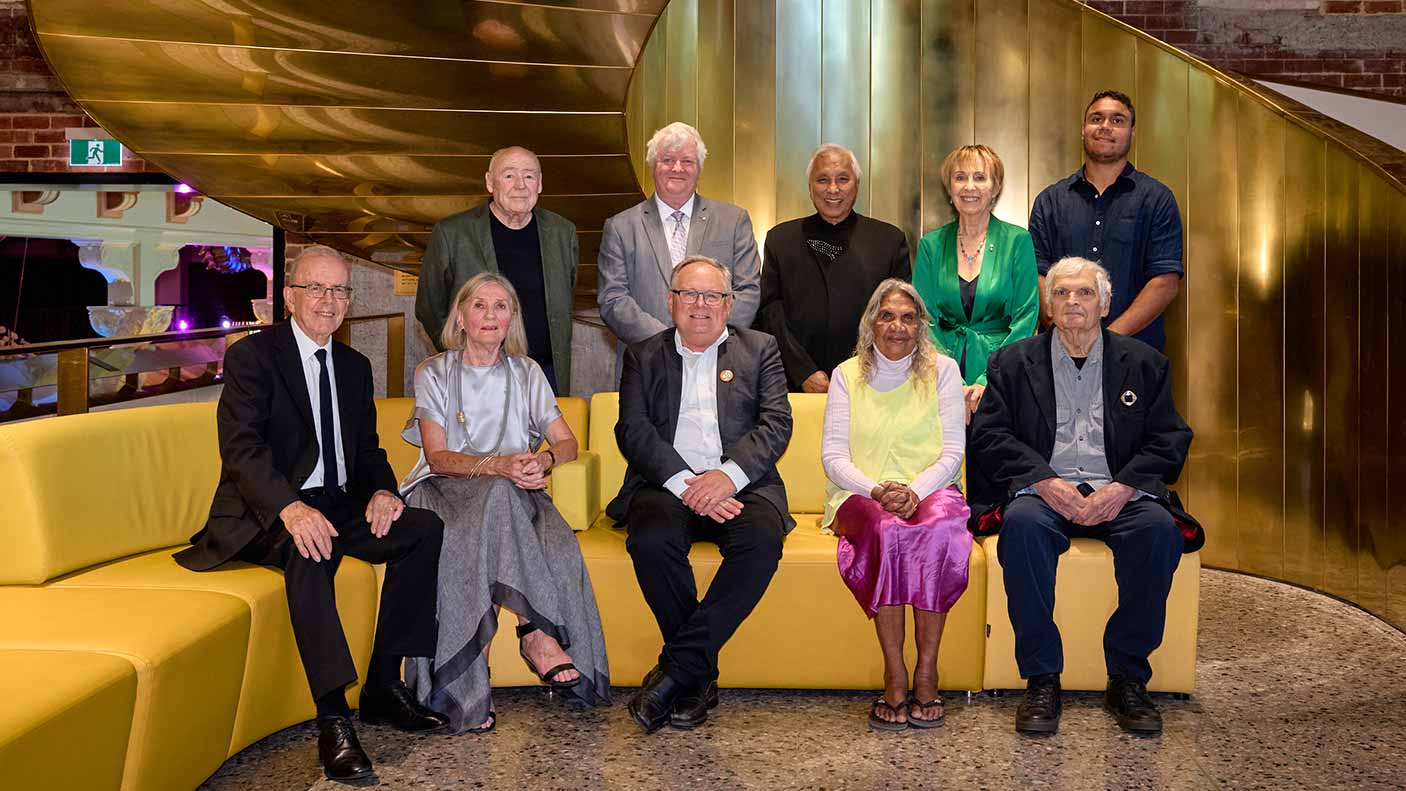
[609,255,792,734]
[415,146,579,394]
[596,122,761,379]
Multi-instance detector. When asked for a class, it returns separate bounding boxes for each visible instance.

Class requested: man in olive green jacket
[415,146,579,394]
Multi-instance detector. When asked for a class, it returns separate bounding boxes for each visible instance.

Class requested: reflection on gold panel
[664,0,699,125]
[1321,143,1360,603]
[1357,169,1392,619]
[1386,187,1406,630]
[868,0,921,242]
[1185,70,1241,569]
[637,7,670,184]
[1235,97,1285,580]
[1281,125,1326,591]
[919,0,975,232]
[696,0,736,201]
[774,0,822,224]
[822,0,871,215]
[974,0,1028,226]
[734,0,776,241]
[1027,0,1082,215]
[1080,13,1136,115]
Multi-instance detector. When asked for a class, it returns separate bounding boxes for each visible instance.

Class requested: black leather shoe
[359,681,450,732]
[670,679,719,729]
[628,665,685,734]
[318,715,373,782]
[1015,673,1062,735]
[1106,676,1162,734]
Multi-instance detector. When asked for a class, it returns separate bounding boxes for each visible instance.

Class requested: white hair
[669,255,731,291]
[286,244,348,282]
[1044,256,1113,309]
[806,143,862,182]
[645,122,708,169]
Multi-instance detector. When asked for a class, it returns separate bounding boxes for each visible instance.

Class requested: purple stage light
[221,319,232,329]
[177,319,189,331]
[174,183,195,194]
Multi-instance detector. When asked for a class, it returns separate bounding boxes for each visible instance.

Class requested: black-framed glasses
[289,283,354,300]
[670,289,731,307]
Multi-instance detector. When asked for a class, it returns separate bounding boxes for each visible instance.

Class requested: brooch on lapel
[1120,390,1138,407]
[719,369,734,383]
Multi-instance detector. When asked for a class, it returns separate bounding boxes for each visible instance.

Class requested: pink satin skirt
[833,485,973,618]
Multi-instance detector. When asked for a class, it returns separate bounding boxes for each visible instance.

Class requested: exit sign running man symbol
[69,139,121,167]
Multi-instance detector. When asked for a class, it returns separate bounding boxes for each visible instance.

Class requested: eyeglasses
[289,283,354,300]
[670,289,731,307]
[1051,286,1098,301]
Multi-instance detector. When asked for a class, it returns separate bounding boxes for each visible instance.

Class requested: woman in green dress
[913,144,1039,423]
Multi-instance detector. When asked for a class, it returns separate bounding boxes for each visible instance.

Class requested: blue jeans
[997,494,1183,684]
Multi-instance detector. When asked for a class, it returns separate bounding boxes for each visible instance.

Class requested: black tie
[314,348,339,494]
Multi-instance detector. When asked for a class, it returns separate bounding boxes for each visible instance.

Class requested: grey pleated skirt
[403,475,610,732]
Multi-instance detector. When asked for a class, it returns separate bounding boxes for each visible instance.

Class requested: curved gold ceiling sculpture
[27,0,667,268]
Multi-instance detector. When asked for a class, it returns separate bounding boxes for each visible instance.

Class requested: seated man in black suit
[175,245,449,782]
[609,254,794,733]
[969,256,1200,737]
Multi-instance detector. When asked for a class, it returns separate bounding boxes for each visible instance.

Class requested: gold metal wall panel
[1321,143,1360,603]
[238,194,639,234]
[773,0,822,224]
[696,0,736,201]
[1386,187,1406,630]
[1134,42,1190,446]
[973,0,1028,226]
[1281,124,1327,591]
[664,0,699,125]
[733,0,777,243]
[1184,70,1241,569]
[821,0,871,215]
[634,7,670,188]
[40,37,633,111]
[1027,0,1082,216]
[1080,13,1136,121]
[31,0,664,63]
[1357,167,1392,619]
[919,0,974,232]
[1235,97,1286,581]
[868,0,921,242]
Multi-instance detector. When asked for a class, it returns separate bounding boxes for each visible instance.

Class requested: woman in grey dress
[400,272,609,733]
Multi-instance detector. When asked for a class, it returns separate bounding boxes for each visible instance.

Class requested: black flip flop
[868,698,909,732]
[906,694,945,729]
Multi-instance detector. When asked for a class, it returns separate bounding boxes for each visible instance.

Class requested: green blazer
[913,215,1039,386]
[415,201,579,393]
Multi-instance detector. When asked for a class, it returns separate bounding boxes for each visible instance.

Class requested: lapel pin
[1120,390,1137,407]
[719,369,734,383]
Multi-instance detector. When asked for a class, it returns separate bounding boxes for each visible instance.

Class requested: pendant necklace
[959,231,987,266]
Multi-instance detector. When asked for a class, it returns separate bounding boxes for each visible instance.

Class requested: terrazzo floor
[200,570,1406,790]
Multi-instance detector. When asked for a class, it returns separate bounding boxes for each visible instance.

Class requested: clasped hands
[493,451,553,490]
[681,469,744,524]
[870,481,919,520]
[1032,477,1134,526]
[280,489,404,562]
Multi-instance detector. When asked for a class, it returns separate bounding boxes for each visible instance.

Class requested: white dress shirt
[655,193,696,265]
[290,318,347,490]
[663,328,751,499]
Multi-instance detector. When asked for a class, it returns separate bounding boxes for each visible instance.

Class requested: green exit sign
[69,139,122,167]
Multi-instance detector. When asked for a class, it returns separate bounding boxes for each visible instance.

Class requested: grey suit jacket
[415,201,579,393]
[595,194,761,367]
[606,325,795,533]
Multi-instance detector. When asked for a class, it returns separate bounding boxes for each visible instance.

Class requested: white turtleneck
[821,346,967,499]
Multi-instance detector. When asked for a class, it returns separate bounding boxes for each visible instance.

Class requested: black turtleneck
[801,212,859,265]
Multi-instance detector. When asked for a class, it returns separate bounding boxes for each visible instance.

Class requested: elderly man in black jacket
[610,254,793,734]
[969,256,1197,738]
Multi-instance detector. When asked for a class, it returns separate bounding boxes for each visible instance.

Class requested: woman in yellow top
[913,144,1039,422]
[821,279,971,732]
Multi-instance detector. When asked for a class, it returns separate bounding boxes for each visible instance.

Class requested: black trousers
[996,494,1183,684]
[625,486,785,688]
[240,488,444,700]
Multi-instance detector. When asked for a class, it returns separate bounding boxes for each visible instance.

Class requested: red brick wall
[0,1,158,173]
[1085,1,1406,98]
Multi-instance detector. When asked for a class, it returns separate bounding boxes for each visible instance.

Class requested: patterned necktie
[314,348,339,494]
[669,209,687,266]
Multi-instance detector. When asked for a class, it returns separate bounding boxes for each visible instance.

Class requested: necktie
[669,209,687,266]
[314,348,339,494]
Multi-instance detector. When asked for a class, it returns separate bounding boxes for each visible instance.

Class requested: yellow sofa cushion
[0,587,249,791]
[979,535,1201,693]
[51,549,379,758]
[0,649,136,791]
[0,402,221,584]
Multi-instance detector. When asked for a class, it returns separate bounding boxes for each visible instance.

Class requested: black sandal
[906,693,945,729]
[466,709,496,734]
[868,697,909,732]
[516,623,582,690]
